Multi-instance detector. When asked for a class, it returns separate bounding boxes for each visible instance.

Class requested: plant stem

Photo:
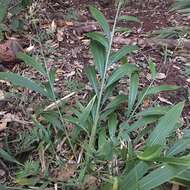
[36,37,77,160]
[88,1,122,155]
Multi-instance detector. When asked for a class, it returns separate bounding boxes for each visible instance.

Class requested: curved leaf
[106,63,138,88]
[16,52,47,76]
[147,102,184,146]
[90,40,106,78]
[138,164,187,190]
[109,45,138,65]
[86,32,108,49]
[85,65,99,95]
[127,72,139,115]
[119,15,140,23]
[0,72,51,99]
[89,6,110,37]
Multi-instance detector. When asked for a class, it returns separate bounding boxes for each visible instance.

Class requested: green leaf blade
[89,6,110,37]
[0,72,51,99]
[147,102,184,146]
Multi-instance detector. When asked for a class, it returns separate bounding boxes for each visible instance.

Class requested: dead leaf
[0,169,6,183]
[143,99,151,108]
[65,21,74,26]
[156,73,166,80]
[147,73,166,80]
[50,20,57,33]
[56,164,77,181]
[0,80,10,86]
[0,121,7,131]
[0,90,5,100]
[56,29,64,42]
[186,78,190,83]
[158,96,173,105]
[84,175,98,189]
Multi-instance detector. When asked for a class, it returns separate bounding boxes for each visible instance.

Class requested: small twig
[44,92,75,111]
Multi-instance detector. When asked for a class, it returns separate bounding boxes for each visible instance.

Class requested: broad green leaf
[40,111,63,131]
[100,107,116,120]
[115,27,131,33]
[119,15,140,23]
[102,83,115,105]
[0,72,51,99]
[97,130,113,160]
[147,102,184,146]
[17,52,47,76]
[138,164,187,190]
[89,6,110,37]
[79,96,96,125]
[109,45,138,65]
[104,94,128,110]
[0,148,22,165]
[108,113,118,142]
[120,161,149,190]
[156,156,190,167]
[138,85,179,103]
[137,145,162,161]
[86,32,108,49]
[171,0,190,11]
[173,170,190,186]
[137,106,171,117]
[49,66,56,84]
[127,72,139,115]
[167,138,190,156]
[106,63,138,88]
[85,65,99,95]
[90,40,106,78]
[0,0,10,22]
[120,115,159,134]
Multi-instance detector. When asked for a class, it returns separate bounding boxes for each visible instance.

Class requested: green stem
[36,38,77,160]
[88,1,122,156]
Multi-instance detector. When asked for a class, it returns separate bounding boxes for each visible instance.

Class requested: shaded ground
[0,0,190,188]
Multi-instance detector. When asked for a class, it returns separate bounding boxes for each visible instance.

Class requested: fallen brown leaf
[55,164,77,181]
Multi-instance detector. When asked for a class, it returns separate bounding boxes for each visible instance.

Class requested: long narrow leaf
[0,148,22,166]
[120,161,149,190]
[138,164,187,190]
[167,138,190,156]
[89,6,110,37]
[108,113,118,142]
[106,63,138,88]
[147,102,184,146]
[137,106,171,117]
[17,52,47,76]
[86,32,108,49]
[104,94,128,110]
[127,72,139,115]
[0,0,10,22]
[0,72,51,99]
[79,96,96,125]
[138,85,179,103]
[85,65,99,95]
[156,156,190,167]
[90,40,106,78]
[119,15,140,23]
[109,45,138,65]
